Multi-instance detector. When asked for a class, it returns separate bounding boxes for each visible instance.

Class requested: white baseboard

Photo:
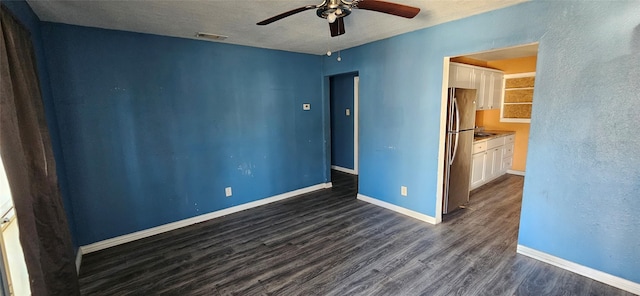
[331,165,357,175]
[517,245,640,295]
[507,170,525,176]
[357,194,436,224]
[80,182,332,254]
[75,248,82,274]
[324,182,333,188]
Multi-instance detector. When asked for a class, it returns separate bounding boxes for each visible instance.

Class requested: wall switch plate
[401,186,407,196]
[346,108,350,116]
[225,187,232,197]
[303,103,311,110]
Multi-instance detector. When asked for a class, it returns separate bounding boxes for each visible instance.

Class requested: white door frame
[353,76,359,175]
[434,58,451,224]
[330,75,359,175]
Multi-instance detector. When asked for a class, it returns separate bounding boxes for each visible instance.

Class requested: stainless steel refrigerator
[443,88,477,214]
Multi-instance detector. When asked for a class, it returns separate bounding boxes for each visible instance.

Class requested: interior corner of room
[1,0,639,295]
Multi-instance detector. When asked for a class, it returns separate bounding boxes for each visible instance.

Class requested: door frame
[435,57,451,224]
[435,42,539,224]
[328,74,359,175]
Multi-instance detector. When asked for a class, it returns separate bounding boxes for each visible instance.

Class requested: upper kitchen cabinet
[449,63,474,89]
[501,72,535,123]
[449,62,504,111]
[491,72,504,110]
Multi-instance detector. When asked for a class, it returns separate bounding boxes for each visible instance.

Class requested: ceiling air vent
[195,32,228,41]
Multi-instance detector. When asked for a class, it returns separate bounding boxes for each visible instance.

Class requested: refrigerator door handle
[451,132,459,165]
[450,97,460,165]
[454,96,460,134]
[448,88,455,132]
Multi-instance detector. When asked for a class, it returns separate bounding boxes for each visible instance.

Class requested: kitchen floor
[78,172,633,295]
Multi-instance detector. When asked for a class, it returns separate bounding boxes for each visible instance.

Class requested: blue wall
[330,73,356,170]
[2,1,78,249]
[40,24,325,245]
[322,1,640,284]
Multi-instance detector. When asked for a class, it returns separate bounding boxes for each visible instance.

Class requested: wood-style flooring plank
[79,171,634,296]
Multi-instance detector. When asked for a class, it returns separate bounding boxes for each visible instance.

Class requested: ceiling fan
[257,0,420,37]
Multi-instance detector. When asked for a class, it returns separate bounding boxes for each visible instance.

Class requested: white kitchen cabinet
[491,73,504,109]
[490,147,502,178]
[501,156,513,173]
[503,143,514,158]
[469,133,515,190]
[483,148,501,181]
[476,71,491,110]
[500,135,515,174]
[449,63,474,89]
[470,152,486,189]
[449,62,503,111]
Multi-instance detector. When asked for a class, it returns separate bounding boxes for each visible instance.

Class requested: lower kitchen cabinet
[470,133,515,190]
[470,152,486,188]
[490,147,503,179]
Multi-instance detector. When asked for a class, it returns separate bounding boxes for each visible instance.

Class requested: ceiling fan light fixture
[327,12,337,23]
[257,0,420,38]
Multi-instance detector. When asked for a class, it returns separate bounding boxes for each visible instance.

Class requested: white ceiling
[27,0,528,55]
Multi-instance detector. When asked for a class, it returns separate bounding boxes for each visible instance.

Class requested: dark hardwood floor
[79,171,633,295]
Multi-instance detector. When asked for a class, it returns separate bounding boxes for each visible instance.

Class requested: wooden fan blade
[356,0,420,18]
[329,17,346,37]
[257,5,317,25]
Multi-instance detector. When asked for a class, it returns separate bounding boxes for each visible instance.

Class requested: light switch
[303,103,311,110]
[346,108,350,116]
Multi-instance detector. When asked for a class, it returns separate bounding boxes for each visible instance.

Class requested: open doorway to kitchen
[437,43,539,223]
[328,73,359,191]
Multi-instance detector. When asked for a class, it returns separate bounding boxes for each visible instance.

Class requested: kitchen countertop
[473,130,515,142]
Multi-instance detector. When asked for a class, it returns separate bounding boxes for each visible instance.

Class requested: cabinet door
[449,64,459,87]
[456,65,474,89]
[491,73,503,109]
[491,147,502,177]
[483,148,501,181]
[501,156,513,173]
[476,71,489,110]
[470,152,486,189]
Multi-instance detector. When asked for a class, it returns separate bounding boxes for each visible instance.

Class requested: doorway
[328,73,359,187]
[0,156,30,296]
[436,43,539,223]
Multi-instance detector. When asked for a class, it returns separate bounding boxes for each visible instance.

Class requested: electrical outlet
[225,187,232,197]
[345,108,350,116]
[303,103,311,110]
[401,186,407,196]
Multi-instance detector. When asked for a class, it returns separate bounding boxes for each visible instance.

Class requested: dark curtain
[0,6,80,295]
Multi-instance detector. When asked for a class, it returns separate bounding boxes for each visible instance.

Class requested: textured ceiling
[27,0,528,55]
